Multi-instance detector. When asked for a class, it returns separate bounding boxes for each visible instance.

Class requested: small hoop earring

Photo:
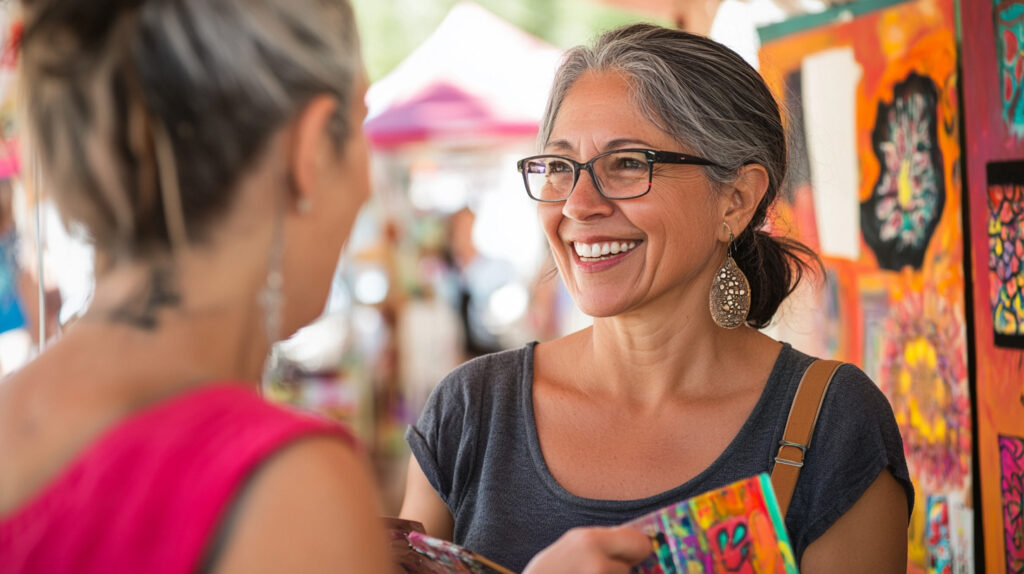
[709,228,751,329]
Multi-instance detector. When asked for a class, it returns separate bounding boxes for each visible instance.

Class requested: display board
[961,1,1024,572]
[759,0,973,571]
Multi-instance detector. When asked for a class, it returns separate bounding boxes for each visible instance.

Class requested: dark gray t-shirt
[407,342,914,572]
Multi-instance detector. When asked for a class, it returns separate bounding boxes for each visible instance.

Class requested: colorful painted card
[627,473,798,574]
[406,531,516,574]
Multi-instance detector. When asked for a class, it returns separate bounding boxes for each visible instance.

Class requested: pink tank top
[0,382,357,574]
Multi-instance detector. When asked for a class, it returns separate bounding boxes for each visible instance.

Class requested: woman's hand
[522,525,651,574]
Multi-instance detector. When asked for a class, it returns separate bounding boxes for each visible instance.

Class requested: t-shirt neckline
[519,341,795,512]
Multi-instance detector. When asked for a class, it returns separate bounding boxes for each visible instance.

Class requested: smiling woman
[400,23,914,574]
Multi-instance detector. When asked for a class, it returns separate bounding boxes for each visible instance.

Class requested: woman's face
[539,70,724,318]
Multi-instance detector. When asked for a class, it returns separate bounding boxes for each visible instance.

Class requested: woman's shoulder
[431,343,536,403]
[775,344,889,412]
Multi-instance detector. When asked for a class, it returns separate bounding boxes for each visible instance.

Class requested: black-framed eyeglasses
[515,148,720,202]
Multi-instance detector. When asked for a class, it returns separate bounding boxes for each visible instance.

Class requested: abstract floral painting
[987,161,1024,348]
[881,292,971,488]
[861,73,946,271]
[995,1,1024,137]
[999,435,1024,572]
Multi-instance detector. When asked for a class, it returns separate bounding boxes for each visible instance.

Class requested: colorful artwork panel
[628,474,796,574]
[759,2,968,570]
[986,161,1024,348]
[925,495,953,574]
[881,291,970,489]
[860,286,890,383]
[999,434,1024,573]
[995,1,1024,138]
[861,72,946,271]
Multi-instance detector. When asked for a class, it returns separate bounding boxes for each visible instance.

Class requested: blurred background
[1,1,1023,573]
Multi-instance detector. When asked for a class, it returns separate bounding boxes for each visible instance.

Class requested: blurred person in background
[444,207,515,358]
[0,0,391,572]
[401,24,913,574]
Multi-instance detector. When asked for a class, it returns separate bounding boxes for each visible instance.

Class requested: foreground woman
[0,1,391,572]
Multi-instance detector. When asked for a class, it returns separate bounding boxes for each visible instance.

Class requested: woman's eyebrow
[544,138,656,154]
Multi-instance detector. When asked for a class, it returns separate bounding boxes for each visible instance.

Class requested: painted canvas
[986,161,1024,348]
[758,0,971,571]
[998,435,1024,573]
[961,1,1024,571]
[627,473,797,574]
[995,1,1024,138]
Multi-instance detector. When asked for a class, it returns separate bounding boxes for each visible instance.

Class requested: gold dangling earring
[709,227,751,329]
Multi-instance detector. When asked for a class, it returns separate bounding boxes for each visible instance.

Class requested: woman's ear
[720,163,769,239]
[286,95,340,212]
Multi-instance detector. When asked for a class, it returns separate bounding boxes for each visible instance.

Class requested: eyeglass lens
[523,151,651,201]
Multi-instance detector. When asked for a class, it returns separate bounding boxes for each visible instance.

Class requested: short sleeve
[405,366,482,514]
[782,364,915,560]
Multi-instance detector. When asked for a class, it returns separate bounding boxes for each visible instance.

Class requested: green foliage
[350,0,669,81]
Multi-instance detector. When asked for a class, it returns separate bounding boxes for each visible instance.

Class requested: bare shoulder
[212,435,393,574]
[0,357,119,514]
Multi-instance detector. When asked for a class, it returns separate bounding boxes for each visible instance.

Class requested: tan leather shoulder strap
[770,359,843,518]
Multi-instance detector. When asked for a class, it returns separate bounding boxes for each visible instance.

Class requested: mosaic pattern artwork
[881,292,970,488]
[987,161,1024,348]
[861,73,946,271]
[1000,435,1024,573]
[925,496,953,574]
[628,474,797,574]
[995,1,1024,137]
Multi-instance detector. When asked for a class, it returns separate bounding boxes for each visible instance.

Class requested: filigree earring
[709,227,750,329]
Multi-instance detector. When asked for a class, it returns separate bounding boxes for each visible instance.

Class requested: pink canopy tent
[365,82,539,149]
[364,2,562,150]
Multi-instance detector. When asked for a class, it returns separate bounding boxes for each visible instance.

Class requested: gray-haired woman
[402,24,913,573]
[0,1,391,572]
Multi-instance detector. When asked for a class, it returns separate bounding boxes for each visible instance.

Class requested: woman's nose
[561,169,615,221]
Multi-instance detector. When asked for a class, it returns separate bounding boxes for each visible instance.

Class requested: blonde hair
[18,0,361,257]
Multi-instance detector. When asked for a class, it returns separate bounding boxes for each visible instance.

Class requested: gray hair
[18,0,362,255]
[540,24,785,195]
[539,24,819,328]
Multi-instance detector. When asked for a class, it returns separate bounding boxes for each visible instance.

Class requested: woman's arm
[799,469,909,573]
[399,454,454,539]
[211,437,393,574]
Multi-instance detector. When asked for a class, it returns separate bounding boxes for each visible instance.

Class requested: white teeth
[573,240,640,259]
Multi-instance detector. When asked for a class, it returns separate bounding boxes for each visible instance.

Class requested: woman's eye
[614,157,645,171]
[547,160,573,173]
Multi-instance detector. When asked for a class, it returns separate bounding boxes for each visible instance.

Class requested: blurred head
[536,24,817,327]
[17,0,365,253]
[17,0,369,333]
